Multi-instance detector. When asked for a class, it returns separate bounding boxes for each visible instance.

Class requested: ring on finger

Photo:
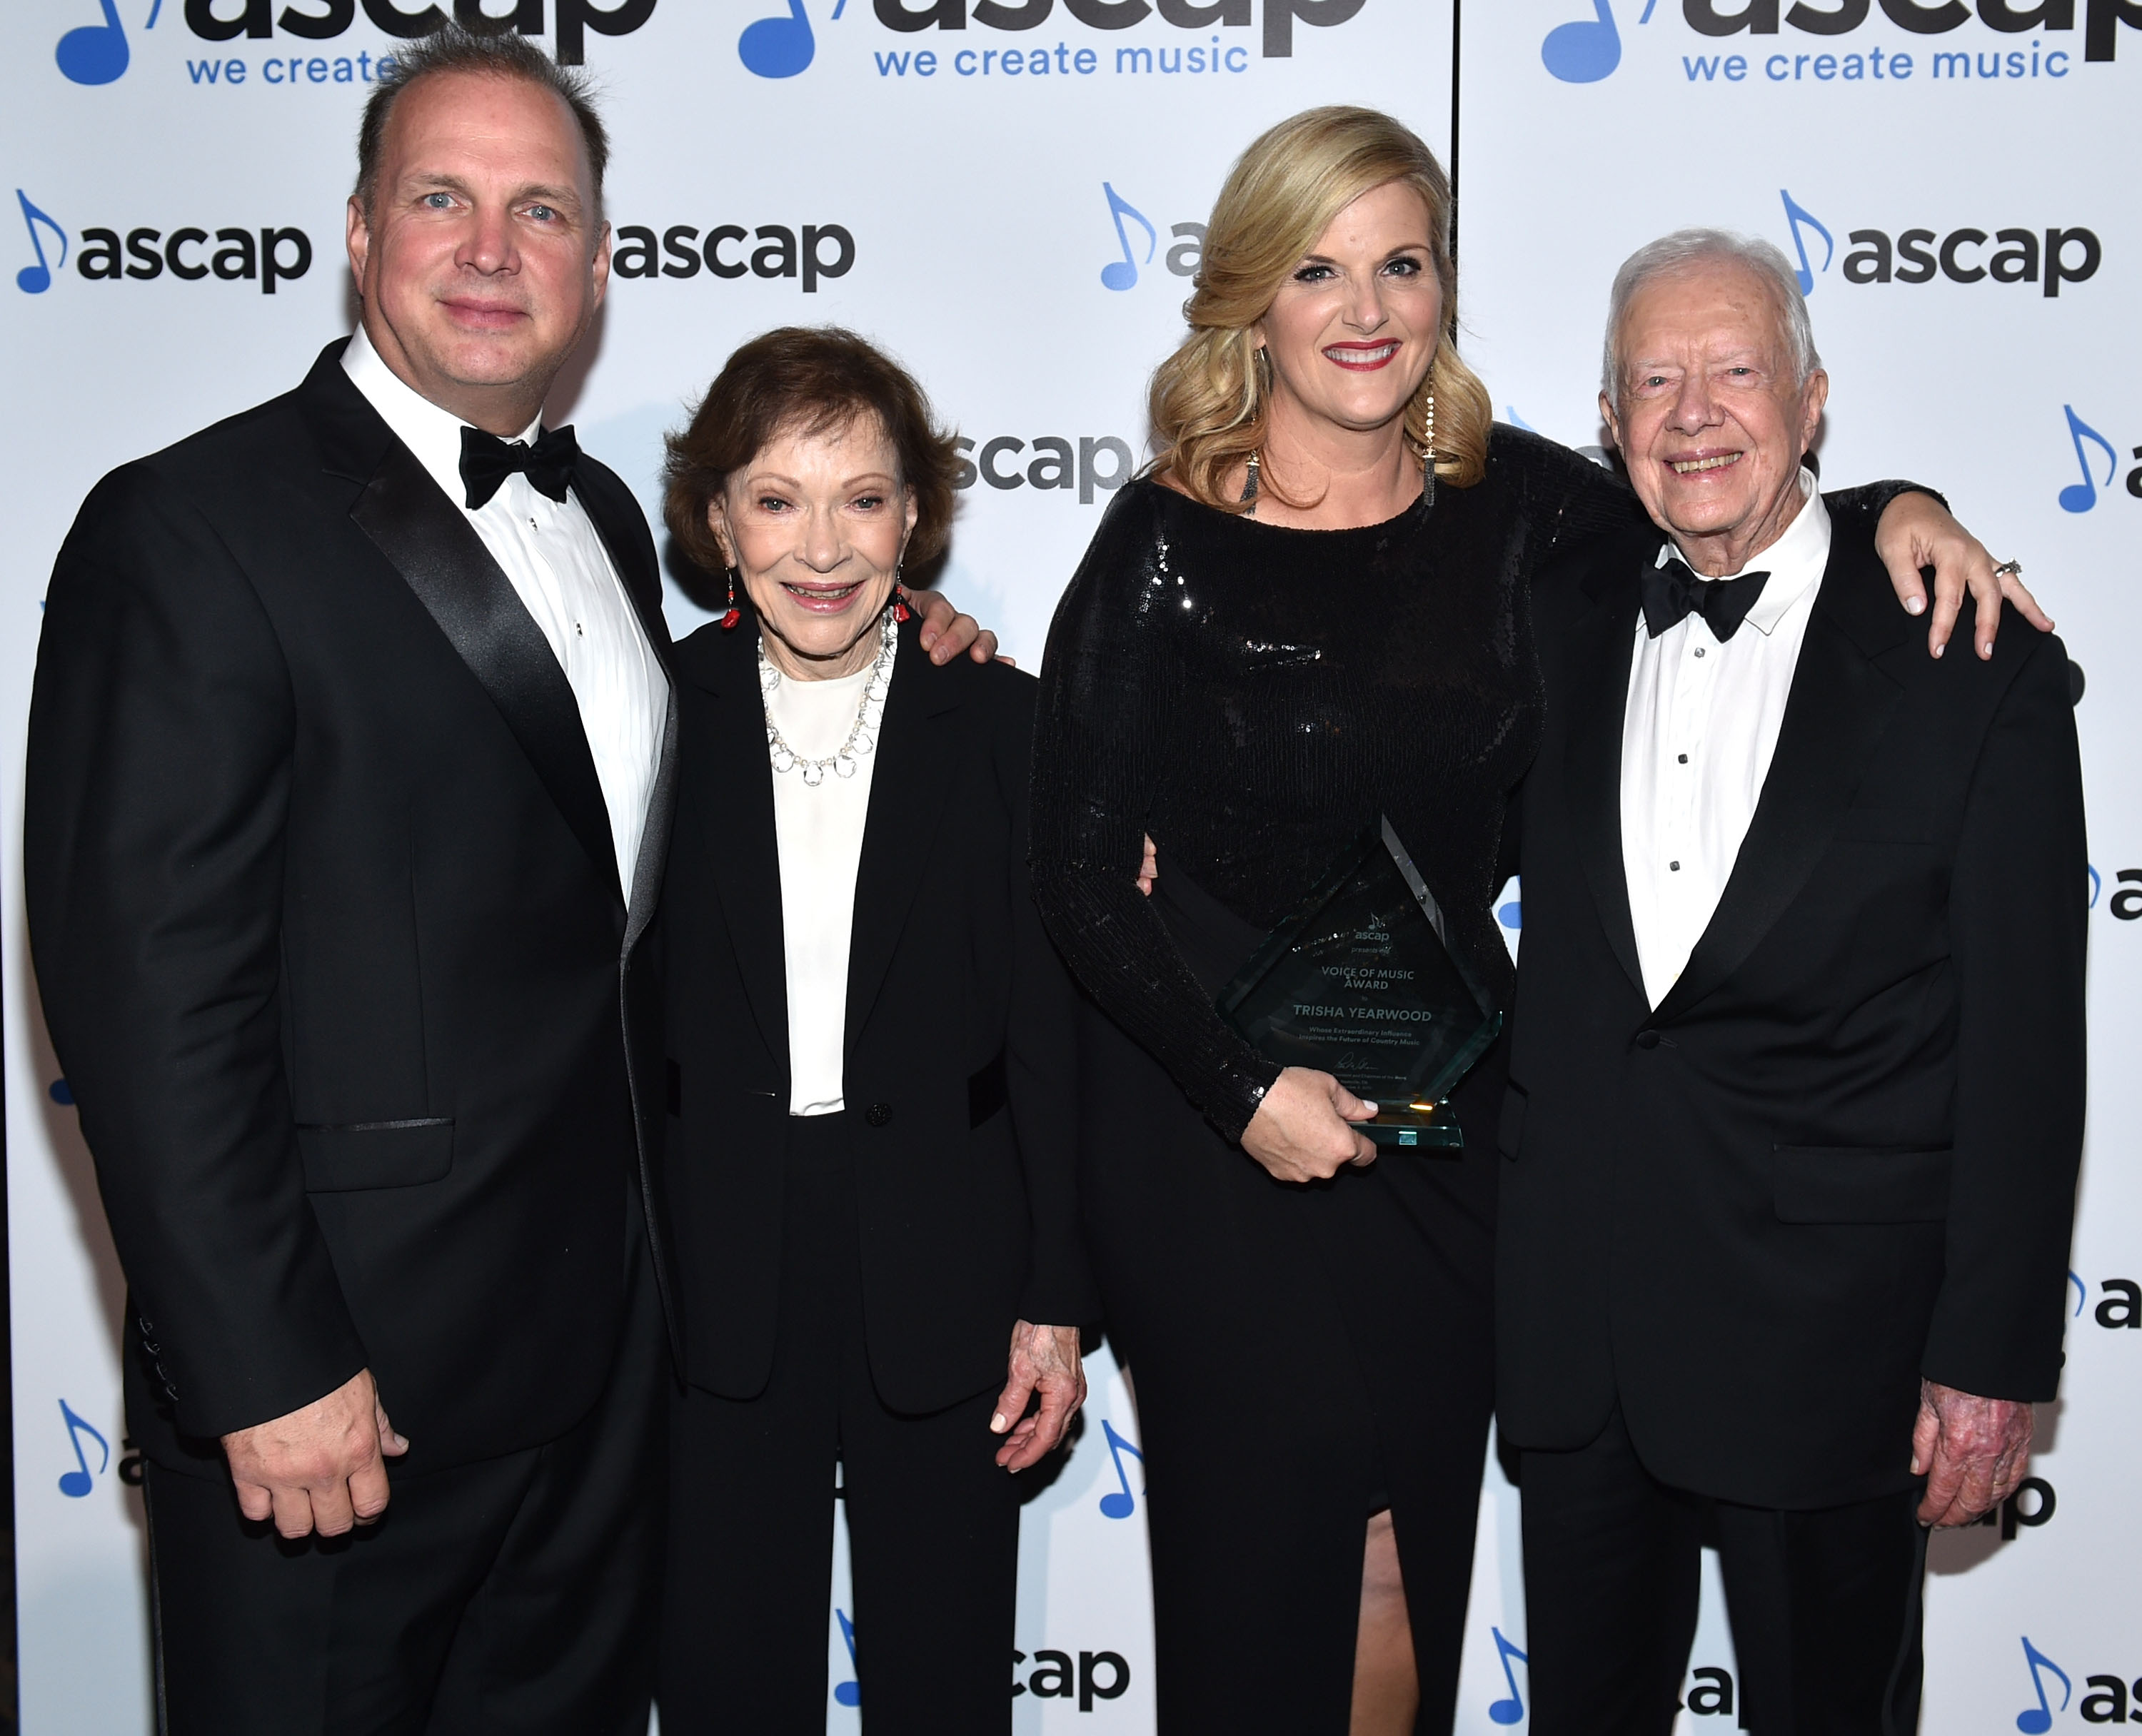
[1992,558,2023,580]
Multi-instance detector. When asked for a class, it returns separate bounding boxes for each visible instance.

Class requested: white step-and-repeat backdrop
[0,1,2131,1730]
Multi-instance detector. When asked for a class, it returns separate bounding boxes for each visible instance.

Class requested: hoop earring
[720,566,741,632]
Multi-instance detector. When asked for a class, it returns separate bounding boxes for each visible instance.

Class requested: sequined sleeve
[1030,485,1283,1143]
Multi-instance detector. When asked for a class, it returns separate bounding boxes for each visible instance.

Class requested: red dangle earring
[892,562,910,623]
[720,565,741,632]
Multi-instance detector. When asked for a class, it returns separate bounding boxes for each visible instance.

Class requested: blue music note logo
[1486,1627,1528,1724]
[56,1399,109,1498]
[2016,1636,2071,1733]
[2057,405,2116,514]
[16,191,69,296]
[1099,184,1157,293]
[739,0,815,78]
[1542,1,1619,82]
[833,1608,861,1707]
[1779,190,1834,296]
[1098,1418,1144,1518]
[57,0,131,85]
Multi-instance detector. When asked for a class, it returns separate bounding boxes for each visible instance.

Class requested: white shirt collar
[1653,465,1831,637]
[341,323,543,511]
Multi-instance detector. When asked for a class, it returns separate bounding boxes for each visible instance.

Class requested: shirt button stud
[864,1103,893,1128]
[1694,647,1706,658]
[1669,860,1680,872]
[1677,754,1689,764]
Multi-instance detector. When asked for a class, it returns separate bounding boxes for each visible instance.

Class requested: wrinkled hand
[905,585,1005,666]
[1241,1066,1378,1183]
[1911,1378,2033,1526]
[992,1322,1087,1473]
[1874,492,2051,661]
[221,1367,408,1538]
[1137,834,1157,897]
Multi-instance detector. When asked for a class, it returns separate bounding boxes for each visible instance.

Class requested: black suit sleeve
[26,464,368,1440]
[997,678,1100,1328]
[1920,627,2087,1401]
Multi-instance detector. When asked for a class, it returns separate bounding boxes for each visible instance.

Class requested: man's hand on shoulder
[221,1366,408,1539]
[905,586,1005,667]
[1911,1376,2033,1527]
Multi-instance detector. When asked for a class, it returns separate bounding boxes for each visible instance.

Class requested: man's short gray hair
[1602,228,1821,408]
[355,24,608,221]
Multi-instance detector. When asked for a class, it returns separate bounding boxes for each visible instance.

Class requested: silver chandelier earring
[1419,388,1438,511]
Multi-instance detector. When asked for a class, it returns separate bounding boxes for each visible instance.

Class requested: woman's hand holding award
[1218,818,1502,1151]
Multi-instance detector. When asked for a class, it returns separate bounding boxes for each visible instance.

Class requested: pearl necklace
[759,612,896,787]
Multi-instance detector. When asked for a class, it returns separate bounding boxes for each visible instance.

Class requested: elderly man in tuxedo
[1497,229,2086,1735]
[24,26,987,1734]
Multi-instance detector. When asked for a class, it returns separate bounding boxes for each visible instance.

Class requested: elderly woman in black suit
[655,327,1095,1735]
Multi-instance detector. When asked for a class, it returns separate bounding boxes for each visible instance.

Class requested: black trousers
[658,1111,1020,1736]
[144,1205,669,1736]
[1521,1406,1929,1736]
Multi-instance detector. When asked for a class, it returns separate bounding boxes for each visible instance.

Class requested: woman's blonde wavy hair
[1149,106,1491,511]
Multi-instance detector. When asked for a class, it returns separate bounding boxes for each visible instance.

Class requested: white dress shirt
[342,326,668,898]
[1621,468,1831,1009]
[764,644,895,1116]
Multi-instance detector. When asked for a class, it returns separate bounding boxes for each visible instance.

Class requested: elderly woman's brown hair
[1149,106,1492,510]
[664,326,962,578]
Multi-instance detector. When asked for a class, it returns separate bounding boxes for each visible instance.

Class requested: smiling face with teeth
[1602,258,1829,577]
[708,412,917,680]
[1251,178,1444,465]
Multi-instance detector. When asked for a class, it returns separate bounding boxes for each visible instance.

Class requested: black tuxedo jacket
[26,341,680,1473]
[1497,504,2087,1510]
[660,612,1097,1413]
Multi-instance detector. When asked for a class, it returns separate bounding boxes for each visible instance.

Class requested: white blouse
[764,641,895,1116]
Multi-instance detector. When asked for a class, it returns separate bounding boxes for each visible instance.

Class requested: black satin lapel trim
[624,687,676,954]
[351,439,623,905]
[845,627,960,1051]
[1562,590,1648,1004]
[705,632,790,1066]
[1649,584,1903,1024]
[568,465,676,946]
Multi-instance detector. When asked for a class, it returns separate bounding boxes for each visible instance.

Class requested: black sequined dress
[1030,426,1636,1735]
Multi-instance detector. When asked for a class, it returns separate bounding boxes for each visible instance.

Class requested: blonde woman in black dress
[1028,107,2007,1736]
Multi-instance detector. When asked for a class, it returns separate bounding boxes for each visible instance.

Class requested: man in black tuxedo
[25,27,986,1733]
[1498,231,2086,1735]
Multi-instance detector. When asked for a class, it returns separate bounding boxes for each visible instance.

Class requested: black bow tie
[458,423,580,510]
[1640,554,1771,642]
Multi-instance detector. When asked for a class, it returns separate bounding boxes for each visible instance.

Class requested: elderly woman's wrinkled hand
[991,1322,1087,1473]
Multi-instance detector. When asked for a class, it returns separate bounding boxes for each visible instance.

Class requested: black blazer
[26,341,679,1473]
[1496,505,2087,1510]
[660,611,1096,1413]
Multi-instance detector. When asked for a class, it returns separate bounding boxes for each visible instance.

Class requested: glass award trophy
[1216,817,1503,1150]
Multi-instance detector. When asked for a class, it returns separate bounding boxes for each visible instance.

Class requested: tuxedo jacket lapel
[297,350,623,907]
[847,627,960,1055]
[1649,536,1909,1024]
[1561,567,1649,1005]
[575,468,678,952]
[349,438,624,908]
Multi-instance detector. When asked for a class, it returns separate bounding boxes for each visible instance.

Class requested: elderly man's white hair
[1602,228,1822,410]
